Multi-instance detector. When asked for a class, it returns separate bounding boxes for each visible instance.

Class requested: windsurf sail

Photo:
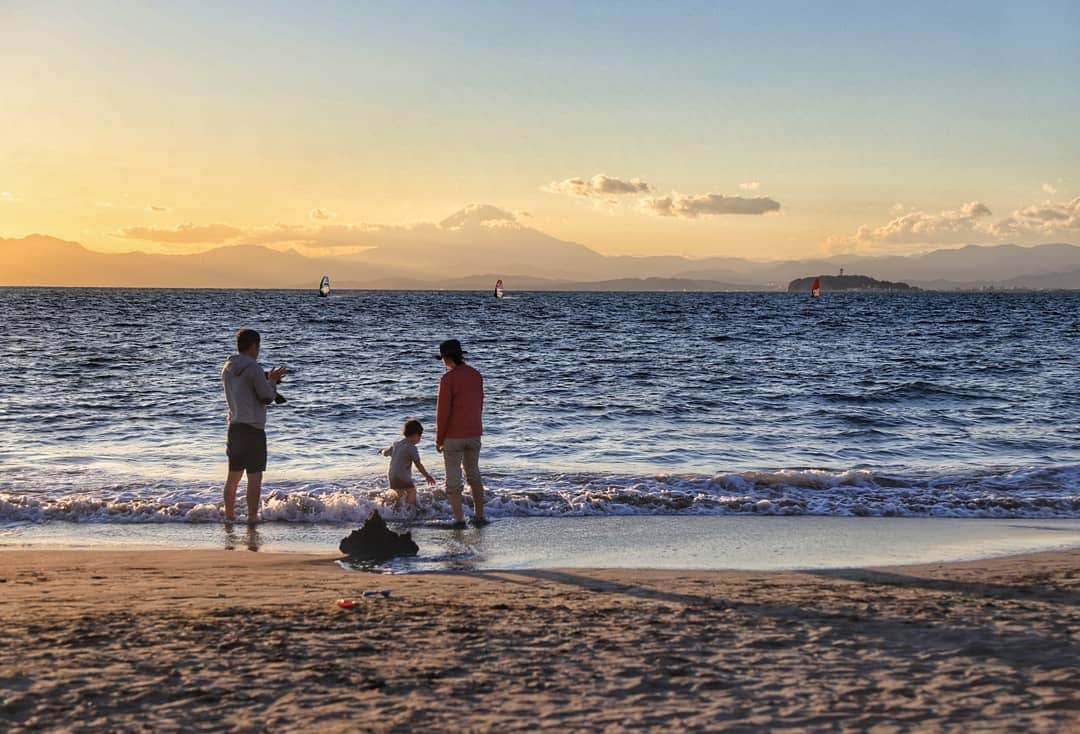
[811,277,821,298]
[318,275,331,297]
[494,278,504,299]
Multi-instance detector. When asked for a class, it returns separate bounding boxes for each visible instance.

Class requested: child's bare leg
[405,486,418,510]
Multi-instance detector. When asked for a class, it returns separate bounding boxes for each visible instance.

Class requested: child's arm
[414,458,436,486]
[379,446,391,457]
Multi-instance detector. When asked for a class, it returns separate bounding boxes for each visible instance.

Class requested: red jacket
[435,363,484,444]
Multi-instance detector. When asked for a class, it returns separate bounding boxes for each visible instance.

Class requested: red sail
[811,277,821,298]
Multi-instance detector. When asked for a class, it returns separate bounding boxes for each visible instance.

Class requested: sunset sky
[2,1,1079,260]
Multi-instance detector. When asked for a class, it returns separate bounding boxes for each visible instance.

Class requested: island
[787,274,919,293]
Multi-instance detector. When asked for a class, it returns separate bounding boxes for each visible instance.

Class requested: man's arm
[251,365,284,405]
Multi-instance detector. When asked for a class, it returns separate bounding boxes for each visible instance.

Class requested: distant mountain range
[3,209,1080,291]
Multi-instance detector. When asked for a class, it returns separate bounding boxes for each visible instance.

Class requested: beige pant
[442,436,483,495]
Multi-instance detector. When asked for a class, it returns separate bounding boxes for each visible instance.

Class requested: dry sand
[1,548,1078,732]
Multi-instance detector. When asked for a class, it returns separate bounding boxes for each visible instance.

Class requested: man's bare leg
[224,470,245,522]
[470,484,485,521]
[246,471,263,526]
[447,491,465,523]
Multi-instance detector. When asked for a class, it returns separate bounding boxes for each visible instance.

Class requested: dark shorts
[227,423,267,473]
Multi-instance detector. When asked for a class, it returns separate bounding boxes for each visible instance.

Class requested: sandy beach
[0,549,1076,731]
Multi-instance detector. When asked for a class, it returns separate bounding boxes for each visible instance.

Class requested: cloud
[828,195,1080,254]
[239,223,379,248]
[640,192,781,218]
[95,201,114,208]
[545,174,653,201]
[828,201,993,251]
[545,176,782,220]
[310,208,335,220]
[0,191,20,202]
[232,204,527,250]
[988,197,1080,237]
[438,203,521,230]
[114,223,245,243]
[1042,183,1057,195]
[147,205,169,213]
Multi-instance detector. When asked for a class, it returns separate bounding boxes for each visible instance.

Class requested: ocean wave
[1,465,1076,524]
[914,318,991,325]
[823,381,998,404]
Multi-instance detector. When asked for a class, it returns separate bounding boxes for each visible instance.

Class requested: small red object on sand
[336,598,358,609]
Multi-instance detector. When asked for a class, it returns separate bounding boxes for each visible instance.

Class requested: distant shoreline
[1,284,1078,293]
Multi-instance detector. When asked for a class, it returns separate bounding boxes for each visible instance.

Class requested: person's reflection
[223,522,263,551]
[245,525,263,552]
[443,527,483,571]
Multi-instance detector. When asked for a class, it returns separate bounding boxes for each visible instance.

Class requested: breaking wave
[2,465,1077,524]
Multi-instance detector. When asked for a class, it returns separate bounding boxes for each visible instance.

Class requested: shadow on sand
[433,566,1079,671]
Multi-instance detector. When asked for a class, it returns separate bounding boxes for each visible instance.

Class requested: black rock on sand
[339,510,419,562]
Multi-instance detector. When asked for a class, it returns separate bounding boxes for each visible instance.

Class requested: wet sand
[1,549,1078,731]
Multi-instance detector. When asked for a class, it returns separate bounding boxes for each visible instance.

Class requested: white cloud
[640,192,781,218]
[545,174,653,201]
[147,205,169,213]
[113,223,245,243]
[1042,183,1058,195]
[0,191,20,202]
[310,208,335,220]
[739,181,761,191]
[827,195,1080,253]
[988,197,1080,238]
[828,201,993,251]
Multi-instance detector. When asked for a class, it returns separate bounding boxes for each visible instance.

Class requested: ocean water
[0,288,1078,529]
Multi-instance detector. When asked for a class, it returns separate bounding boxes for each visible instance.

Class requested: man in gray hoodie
[221,328,286,525]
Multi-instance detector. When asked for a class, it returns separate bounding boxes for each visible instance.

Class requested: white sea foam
[1,465,1076,524]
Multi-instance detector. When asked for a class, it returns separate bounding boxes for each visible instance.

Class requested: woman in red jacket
[434,339,487,528]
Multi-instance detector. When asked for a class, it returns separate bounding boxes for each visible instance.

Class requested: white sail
[318,275,331,297]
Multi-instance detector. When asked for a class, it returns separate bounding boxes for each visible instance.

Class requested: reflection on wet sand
[443,527,484,572]
[224,523,263,552]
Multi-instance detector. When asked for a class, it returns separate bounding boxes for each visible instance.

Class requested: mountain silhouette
[3,206,1079,289]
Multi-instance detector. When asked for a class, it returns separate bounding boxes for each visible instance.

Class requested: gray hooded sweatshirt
[221,354,277,430]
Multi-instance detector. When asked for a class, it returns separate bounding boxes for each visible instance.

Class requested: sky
[2,0,1079,261]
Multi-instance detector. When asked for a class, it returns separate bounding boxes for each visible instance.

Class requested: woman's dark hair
[448,354,464,366]
[236,328,261,352]
[403,418,423,437]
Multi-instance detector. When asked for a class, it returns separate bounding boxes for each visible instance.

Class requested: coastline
[2,548,1077,731]
[3,516,1079,573]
